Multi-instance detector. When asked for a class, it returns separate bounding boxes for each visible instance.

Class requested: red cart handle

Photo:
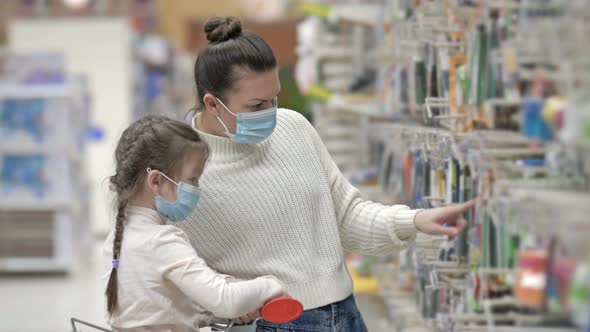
[261,297,304,324]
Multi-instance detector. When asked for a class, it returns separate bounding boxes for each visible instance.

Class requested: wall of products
[297,1,590,331]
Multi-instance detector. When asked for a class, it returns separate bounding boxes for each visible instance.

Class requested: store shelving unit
[0,81,78,99]
[0,58,91,273]
[303,2,381,26]
[298,0,590,331]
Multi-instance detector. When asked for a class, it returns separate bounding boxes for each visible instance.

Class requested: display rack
[298,0,590,331]
[0,53,91,273]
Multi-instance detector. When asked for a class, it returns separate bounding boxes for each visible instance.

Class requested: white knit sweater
[178,109,419,310]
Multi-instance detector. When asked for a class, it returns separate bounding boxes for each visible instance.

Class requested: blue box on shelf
[0,154,75,201]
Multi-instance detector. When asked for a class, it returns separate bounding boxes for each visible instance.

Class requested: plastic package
[0,154,74,200]
[515,250,548,308]
[0,97,83,147]
[522,96,553,143]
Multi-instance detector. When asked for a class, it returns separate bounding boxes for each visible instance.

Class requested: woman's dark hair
[194,16,277,109]
[105,115,209,317]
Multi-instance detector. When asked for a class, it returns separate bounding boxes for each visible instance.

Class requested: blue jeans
[256,295,368,332]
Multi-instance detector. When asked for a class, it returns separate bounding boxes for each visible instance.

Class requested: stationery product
[449,54,467,131]
[515,250,548,308]
[404,152,413,200]
[522,96,553,143]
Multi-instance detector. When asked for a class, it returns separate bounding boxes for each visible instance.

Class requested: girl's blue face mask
[147,168,200,222]
[216,97,277,145]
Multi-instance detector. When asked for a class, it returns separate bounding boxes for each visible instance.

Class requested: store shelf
[494,187,590,220]
[324,101,395,120]
[369,47,402,65]
[325,141,362,152]
[486,0,563,10]
[0,82,78,99]
[321,64,356,77]
[329,4,380,26]
[0,257,70,273]
[457,130,531,146]
[314,125,357,137]
[0,199,75,211]
[477,147,545,158]
[0,142,82,161]
[485,98,523,107]
[315,46,357,59]
[303,3,380,26]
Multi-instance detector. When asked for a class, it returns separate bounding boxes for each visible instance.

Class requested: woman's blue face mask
[215,97,278,145]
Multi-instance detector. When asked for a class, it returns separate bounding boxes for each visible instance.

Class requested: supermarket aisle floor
[0,241,106,332]
[355,293,394,331]
[0,240,392,332]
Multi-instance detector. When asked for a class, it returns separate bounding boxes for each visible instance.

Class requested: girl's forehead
[181,151,206,172]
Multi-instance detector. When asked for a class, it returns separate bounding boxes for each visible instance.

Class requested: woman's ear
[203,94,221,117]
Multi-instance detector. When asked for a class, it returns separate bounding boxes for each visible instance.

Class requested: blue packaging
[0,155,46,197]
[521,96,552,142]
[0,98,45,141]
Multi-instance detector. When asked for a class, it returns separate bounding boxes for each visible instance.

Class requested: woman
[181,16,473,331]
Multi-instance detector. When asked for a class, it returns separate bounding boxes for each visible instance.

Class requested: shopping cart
[70,318,112,332]
[209,297,303,332]
[70,298,303,332]
[209,319,261,332]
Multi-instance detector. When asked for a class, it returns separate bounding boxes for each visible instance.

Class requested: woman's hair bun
[204,16,242,44]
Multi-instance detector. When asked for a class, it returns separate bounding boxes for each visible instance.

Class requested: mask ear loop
[191,113,198,130]
[146,168,179,186]
[146,168,182,204]
[215,98,237,138]
[216,98,238,117]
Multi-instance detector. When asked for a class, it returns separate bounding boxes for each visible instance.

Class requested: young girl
[103,115,286,331]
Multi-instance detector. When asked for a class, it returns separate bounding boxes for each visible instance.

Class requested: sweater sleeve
[300,115,420,255]
[151,226,285,319]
